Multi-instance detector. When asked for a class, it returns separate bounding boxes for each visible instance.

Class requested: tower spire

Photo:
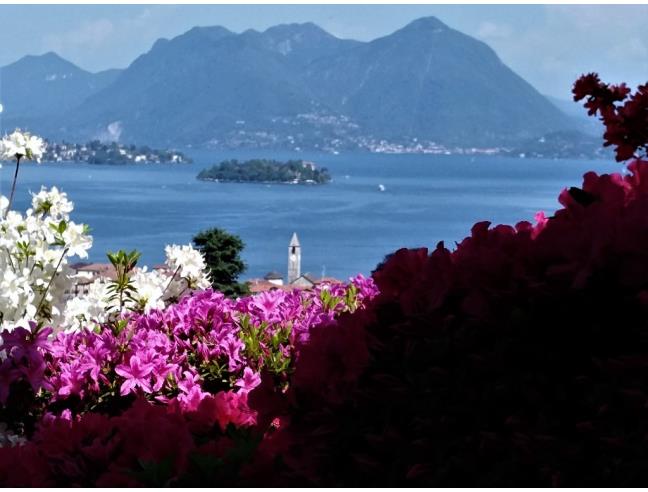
[288,232,301,283]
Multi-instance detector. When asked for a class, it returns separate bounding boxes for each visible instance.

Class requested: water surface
[0,151,619,280]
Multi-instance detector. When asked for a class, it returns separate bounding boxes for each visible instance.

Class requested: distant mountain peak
[401,16,449,33]
[35,51,65,62]
[0,51,120,121]
[146,25,233,58]
[263,22,333,38]
[10,51,79,70]
[177,25,233,44]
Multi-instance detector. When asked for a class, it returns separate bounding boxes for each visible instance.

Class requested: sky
[0,4,646,100]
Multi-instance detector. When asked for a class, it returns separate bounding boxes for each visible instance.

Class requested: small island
[44,140,192,164]
[197,159,331,184]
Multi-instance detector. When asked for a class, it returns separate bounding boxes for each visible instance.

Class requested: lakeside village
[42,140,191,164]
[37,126,607,164]
[66,232,335,300]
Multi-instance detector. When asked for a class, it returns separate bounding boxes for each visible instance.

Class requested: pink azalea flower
[57,364,87,399]
[235,367,261,393]
[115,355,154,396]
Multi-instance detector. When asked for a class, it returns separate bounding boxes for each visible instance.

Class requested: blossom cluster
[0,130,45,162]
[48,275,375,413]
[0,186,92,330]
[573,73,648,161]
[0,183,210,332]
[0,275,378,485]
[62,244,212,330]
[0,128,212,332]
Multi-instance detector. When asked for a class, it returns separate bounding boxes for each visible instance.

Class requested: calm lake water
[0,151,619,281]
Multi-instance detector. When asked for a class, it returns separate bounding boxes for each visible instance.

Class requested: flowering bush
[62,244,211,330]
[0,275,378,485]
[0,130,211,332]
[239,77,648,486]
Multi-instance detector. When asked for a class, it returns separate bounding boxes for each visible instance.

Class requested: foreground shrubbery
[254,74,648,486]
[262,159,648,486]
[0,276,378,485]
[2,74,648,486]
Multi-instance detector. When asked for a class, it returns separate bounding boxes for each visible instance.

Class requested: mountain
[305,17,572,146]
[2,18,577,149]
[240,22,362,66]
[55,24,326,145]
[0,52,121,131]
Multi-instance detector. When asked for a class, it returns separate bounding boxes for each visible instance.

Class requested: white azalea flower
[0,185,91,331]
[30,186,74,218]
[0,130,46,162]
[130,267,167,313]
[62,280,110,332]
[165,244,211,288]
[62,222,93,258]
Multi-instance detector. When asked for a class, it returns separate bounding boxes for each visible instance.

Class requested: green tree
[192,228,249,298]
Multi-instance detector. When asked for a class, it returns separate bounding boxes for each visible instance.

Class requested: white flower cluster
[0,186,92,330]
[62,244,211,331]
[0,129,212,334]
[165,243,212,290]
[0,130,46,162]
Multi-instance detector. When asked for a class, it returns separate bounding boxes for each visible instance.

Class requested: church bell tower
[288,232,301,284]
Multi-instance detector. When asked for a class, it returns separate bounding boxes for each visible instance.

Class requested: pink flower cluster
[0,275,378,486]
[0,322,51,404]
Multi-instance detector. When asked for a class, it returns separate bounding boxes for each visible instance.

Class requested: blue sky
[0,4,646,100]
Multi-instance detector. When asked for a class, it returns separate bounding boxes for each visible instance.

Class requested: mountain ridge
[1,17,577,150]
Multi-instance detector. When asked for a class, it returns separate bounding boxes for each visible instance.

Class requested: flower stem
[35,246,69,321]
[5,156,22,218]
[162,265,182,298]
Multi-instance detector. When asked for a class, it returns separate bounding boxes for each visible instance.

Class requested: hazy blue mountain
[56,24,324,145]
[239,22,361,66]
[2,18,577,149]
[305,17,573,146]
[0,52,121,131]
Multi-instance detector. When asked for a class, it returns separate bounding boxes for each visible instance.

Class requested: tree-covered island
[197,159,331,184]
[43,140,192,164]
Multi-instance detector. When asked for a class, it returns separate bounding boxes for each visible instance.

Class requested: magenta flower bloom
[235,367,261,393]
[56,363,87,399]
[250,290,285,322]
[115,355,154,396]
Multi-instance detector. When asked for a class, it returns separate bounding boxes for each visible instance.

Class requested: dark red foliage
[0,399,203,486]
[253,159,648,486]
[573,73,648,161]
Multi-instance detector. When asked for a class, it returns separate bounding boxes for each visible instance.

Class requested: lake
[0,151,619,281]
